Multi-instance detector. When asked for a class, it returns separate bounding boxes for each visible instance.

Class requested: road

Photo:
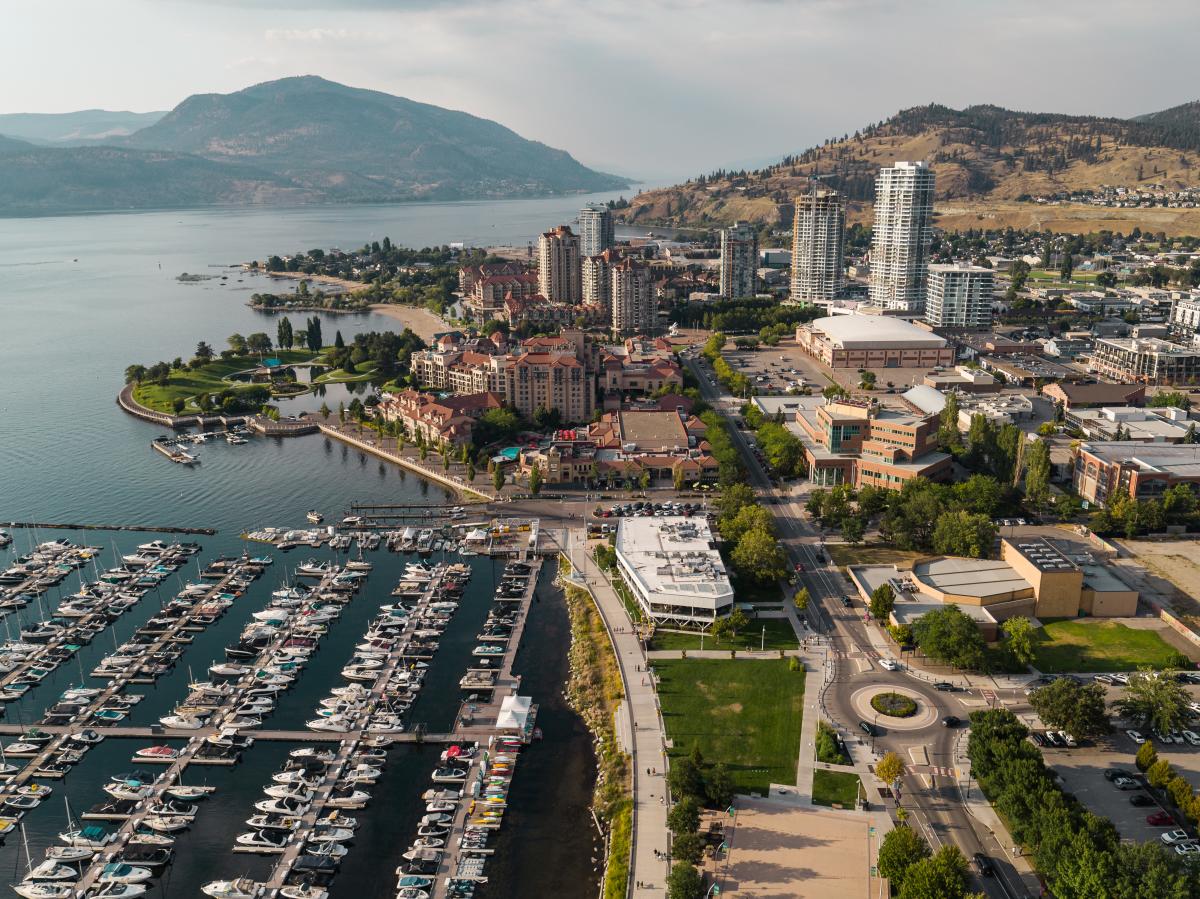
[684,351,1032,899]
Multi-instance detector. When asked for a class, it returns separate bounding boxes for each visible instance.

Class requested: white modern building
[790,189,845,303]
[611,257,656,336]
[583,250,615,314]
[869,161,936,313]
[719,221,758,299]
[926,263,995,328]
[578,203,615,257]
[1169,294,1200,347]
[537,225,581,304]
[614,517,735,626]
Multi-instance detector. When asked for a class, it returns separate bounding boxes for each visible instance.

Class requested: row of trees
[715,483,789,586]
[968,708,1197,898]
[1089,484,1200,539]
[741,404,807,478]
[877,827,980,899]
[665,746,734,899]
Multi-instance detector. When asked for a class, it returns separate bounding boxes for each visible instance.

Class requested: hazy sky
[3,0,1197,181]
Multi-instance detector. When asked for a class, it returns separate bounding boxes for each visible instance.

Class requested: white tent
[495,694,533,732]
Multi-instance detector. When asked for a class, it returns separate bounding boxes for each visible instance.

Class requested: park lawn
[827,544,923,569]
[1026,269,1100,283]
[1030,620,1186,673]
[312,361,379,384]
[132,349,317,412]
[650,618,799,652]
[811,770,861,809]
[656,658,805,796]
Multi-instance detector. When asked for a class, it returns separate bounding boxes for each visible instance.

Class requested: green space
[815,720,850,765]
[826,543,923,569]
[131,349,318,413]
[649,617,798,652]
[311,361,378,384]
[1030,619,1188,673]
[656,658,805,795]
[870,691,917,718]
[812,770,861,808]
[1026,269,1100,284]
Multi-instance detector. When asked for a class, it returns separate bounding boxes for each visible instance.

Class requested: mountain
[0,109,166,144]
[622,103,1200,233]
[0,76,627,216]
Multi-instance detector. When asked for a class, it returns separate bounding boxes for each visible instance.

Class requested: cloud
[264,27,389,42]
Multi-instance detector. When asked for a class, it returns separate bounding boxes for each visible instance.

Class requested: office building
[790,189,845,302]
[610,257,655,336]
[925,263,994,328]
[615,517,735,625]
[537,225,582,304]
[719,221,758,299]
[1074,441,1200,506]
[578,203,615,257]
[869,161,936,313]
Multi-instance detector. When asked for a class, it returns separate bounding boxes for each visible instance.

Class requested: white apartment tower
[583,249,618,316]
[611,257,655,336]
[578,203,615,257]
[790,189,845,302]
[537,225,582,304]
[719,221,758,299]
[869,161,936,313]
[926,263,995,329]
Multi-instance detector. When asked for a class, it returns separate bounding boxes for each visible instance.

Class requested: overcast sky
[3,0,1197,181]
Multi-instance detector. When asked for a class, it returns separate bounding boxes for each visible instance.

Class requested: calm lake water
[0,194,620,897]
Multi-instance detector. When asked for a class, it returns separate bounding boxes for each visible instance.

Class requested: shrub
[1147,758,1175,789]
[871,692,917,718]
[1136,740,1158,772]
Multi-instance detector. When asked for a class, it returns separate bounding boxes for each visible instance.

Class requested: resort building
[1073,441,1200,506]
[794,315,956,368]
[868,161,935,313]
[719,221,758,299]
[615,516,735,626]
[537,225,582,304]
[1089,336,1200,385]
[578,203,615,257]
[377,390,503,447]
[925,263,994,329]
[790,189,845,302]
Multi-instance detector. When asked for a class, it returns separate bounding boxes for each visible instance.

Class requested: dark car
[1029,732,1046,747]
[942,715,960,728]
[934,682,957,692]
[1104,769,1134,782]
[859,720,879,737]
[1130,794,1155,807]
[973,853,995,877]
[1043,731,1061,747]
[841,596,853,608]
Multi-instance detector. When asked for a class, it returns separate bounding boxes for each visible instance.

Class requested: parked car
[1148,812,1176,826]
[934,682,957,692]
[1044,731,1062,747]
[1130,794,1155,807]
[972,853,995,877]
[1028,732,1046,747]
[1059,731,1078,748]
[1184,731,1200,746]
[1114,777,1141,790]
[1175,843,1200,856]
[859,720,879,737]
[1104,769,1134,782]
[1161,830,1192,845]
[1111,673,1130,685]
[1126,730,1146,744]
[1094,674,1114,685]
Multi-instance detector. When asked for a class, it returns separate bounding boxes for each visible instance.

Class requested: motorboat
[245,814,301,832]
[133,745,179,761]
[263,784,314,803]
[254,797,310,816]
[159,713,205,729]
[289,747,336,763]
[13,885,75,899]
[105,782,155,802]
[43,846,94,863]
[164,784,215,801]
[23,861,78,882]
[324,788,369,809]
[306,825,353,843]
[59,825,115,849]
[91,885,149,898]
[280,886,328,899]
[68,729,104,745]
[306,511,324,524]
[236,829,289,851]
[113,847,172,869]
[97,863,154,884]
[201,879,262,899]
[140,814,190,833]
[127,831,174,848]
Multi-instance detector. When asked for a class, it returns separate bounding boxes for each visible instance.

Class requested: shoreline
[241,266,363,294]
[247,302,370,315]
[367,303,450,343]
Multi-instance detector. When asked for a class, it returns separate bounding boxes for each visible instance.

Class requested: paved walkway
[794,665,825,804]
[572,532,671,898]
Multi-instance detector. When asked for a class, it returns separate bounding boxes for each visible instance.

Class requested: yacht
[23,860,78,882]
[13,885,75,899]
[235,829,289,852]
[202,880,262,899]
[280,886,328,899]
[306,511,324,524]
[97,863,154,884]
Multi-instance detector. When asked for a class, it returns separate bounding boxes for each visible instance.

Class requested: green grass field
[656,658,805,795]
[812,770,861,808]
[132,349,318,412]
[827,544,923,569]
[650,618,798,652]
[1031,620,1188,673]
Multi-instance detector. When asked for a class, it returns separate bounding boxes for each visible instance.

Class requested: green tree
[729,526,788,585]
[227,333,246,354]
[726,607,750,638]
[1136,740,1158,772]
[1060,252,1074,281]
[1146,758,1174,789]
[1116,669,1192,733]
[670,831,703,865]
[911,605,985,670]
[793,587,810,611]
[1024,438,1051,509]
[1001,616,1036,667]
[931,510,996,559]
[194,341,214,362]
[638,470,651,492]
[869,583,895,621]
[667,796,700,834]
[172,397,186,414]
[705,762,734,809]
[876,751,904,785]
[318,402,331,419]
[529,465,543,496]
[667,755,704,802]
[276,317,293,351]
[466,462,476,483]
[492,466,505,492]
[896,845,969,899]
[938,392,962,451]
[1028,678,1111,738]
[841,514,865,544]
[877,825,931,892]
[666,861,703,899]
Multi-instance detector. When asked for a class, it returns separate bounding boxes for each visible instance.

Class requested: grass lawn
[650,618,799,652]
[1031,620,1187,673]
[312,361,378,384]
[656,658,805,796]
[1026,269,1100,284]
[812,770,861,808]
[132,349,318,412]
[827,544,923,569]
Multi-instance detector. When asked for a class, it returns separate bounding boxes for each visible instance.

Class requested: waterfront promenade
[572,531,670,898]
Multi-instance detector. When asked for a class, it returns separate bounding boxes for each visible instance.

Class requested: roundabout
[849,684,940,731]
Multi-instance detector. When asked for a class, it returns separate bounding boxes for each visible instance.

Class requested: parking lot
[722,343,835,394]
[1044,744,1178,843]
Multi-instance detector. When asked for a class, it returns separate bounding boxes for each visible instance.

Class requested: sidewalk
[573,531,671,898]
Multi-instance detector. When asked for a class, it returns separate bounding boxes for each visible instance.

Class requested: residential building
[795,315,955,368]
[611,257,656,336]
[925,263,994,328]
[377,390,503,447]
[868,161,936,313]
[615,517,735,626]
[1043,382,1146,410]
[497,350,593,422]
[578,203,615,257]
[1074,441,1200,505]
[1090,336,1200,385]
[719,221,758,299]
[789,189,845,302]
[1169,294,1200,346]
[500,294,584,331]
[1066,406,1193,442]
[582,250,617,314]
[537,225,582,304]
[792,397,952,489]
[599,340,682,397]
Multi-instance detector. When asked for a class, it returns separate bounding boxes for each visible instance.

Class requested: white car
[1060,732,1078,748]
[1162,829,1192,845]
[1126,730,1146,745]
[1111,673,1130,685]
[879,659,900,672]
[1183,731,1200,746]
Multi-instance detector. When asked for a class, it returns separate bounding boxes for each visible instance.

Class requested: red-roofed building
[377,390,503,447]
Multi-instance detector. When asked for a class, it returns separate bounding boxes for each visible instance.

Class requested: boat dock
[3,522,216,536]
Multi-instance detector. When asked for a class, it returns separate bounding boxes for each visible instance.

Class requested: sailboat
[58,797,115,849]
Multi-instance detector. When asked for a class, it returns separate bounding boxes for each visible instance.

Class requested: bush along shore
[560,558,632,899]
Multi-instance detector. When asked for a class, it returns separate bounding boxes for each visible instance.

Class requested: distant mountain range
[0,76,627,216]
[622,102,1200,234]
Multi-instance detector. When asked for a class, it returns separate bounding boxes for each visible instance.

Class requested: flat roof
[751,396,824,416]
[913,557,1033,598]
[1080,442,1200,475]
[1006,537,1079,573]
[615,516,733,610]
[804,315,948,349]
[1082,564,1133,594]
[618,410,687,451]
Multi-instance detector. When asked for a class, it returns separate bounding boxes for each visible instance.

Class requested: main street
[684,351,1032,899]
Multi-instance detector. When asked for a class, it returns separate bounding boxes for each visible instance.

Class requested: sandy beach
[368,303,450,342]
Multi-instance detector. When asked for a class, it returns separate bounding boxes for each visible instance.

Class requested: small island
[247,277,370,314]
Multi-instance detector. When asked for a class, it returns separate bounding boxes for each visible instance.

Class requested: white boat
[23,860,78,882]
[201,880,262,899]
[43,846,94,863]
[98,862,154,884]
[140,814,189,833]
[91,885,148,898]
[59,824,115,849]
[159,713,205,729]
[13,885,75,899]
[280,886,328,899]
[306,511,324,524]
[235,829,289,851]
[254,798,310,816]
[164,784,215,801]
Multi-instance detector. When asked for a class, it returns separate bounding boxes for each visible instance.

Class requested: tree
[124,364,147,384]
[841,514,866,544]
[1028,678,1111,738]
[932,510,995,559]
[897,845,969,899]
[877,825,931,891]
[276,317,293,351]
[194,341,214,362]
[529,465,543,496]
[1117,670,1192,734]
[318,402,331,419]
[876,751,904,785]
[466,462,476,483]
[729,526,788,585]
[227,333,247,354]
[492,466,505,492]
[1001,616,1036,667]
[938,392,962,451]
[666,861,703,899]
[1136,740,1158,772]
[671,831,703,865]
[911,605,985,671]
[1060,252,1074,282]
[1024,438,1051,509]
[869,583,895,621]
[667,796,700,835]
[705,762,734,809]
[246,332,273,355]
[171,397,186,414]
[793,587,810,611]
[667,755,704,801]
[726,607,749,637]
[1146,758,1174,789]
